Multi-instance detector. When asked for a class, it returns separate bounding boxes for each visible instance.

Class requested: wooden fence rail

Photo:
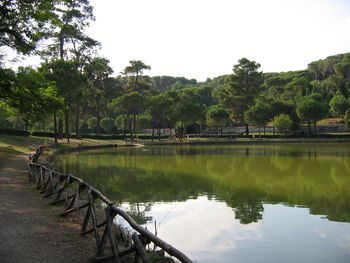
[28,146,193,263]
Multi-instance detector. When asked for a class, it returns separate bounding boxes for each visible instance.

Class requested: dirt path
[0,153,96,263]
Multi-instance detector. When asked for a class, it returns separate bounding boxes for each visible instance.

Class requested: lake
[53,143,350,263]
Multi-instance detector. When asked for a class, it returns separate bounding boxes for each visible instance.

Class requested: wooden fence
[28,146,193,263]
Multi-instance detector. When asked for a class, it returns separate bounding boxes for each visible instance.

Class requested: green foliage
[274,114,293,135]
[206,105,229,127]
[152,76,197,92]
[343,108,350,127]
[5,67,63,131]
[100,117,114,133]
[218,58,262,131]
[122,60,151,92]
[114,115,130,131]
[329,92,349,117]
[109,92,146,116]
[0,68,16,100]
[244,101,271,127]
[296,96,326,136]
[87,117,97,132]
[85,57,113,133]
[296,97,325,122]
[41,59,83,100]
[0,0,57,54]
[146,93,173,129]
[172,88,207,129]
[283,77,310,103]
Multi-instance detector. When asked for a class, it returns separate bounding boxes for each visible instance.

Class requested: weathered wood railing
[28,146,193,263]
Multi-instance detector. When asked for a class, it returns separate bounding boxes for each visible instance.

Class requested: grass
[316,118,343,125]
[0,134,126,158]
[0,135,54,158]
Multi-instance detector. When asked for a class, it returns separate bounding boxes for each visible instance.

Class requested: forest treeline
[1,0,350,141]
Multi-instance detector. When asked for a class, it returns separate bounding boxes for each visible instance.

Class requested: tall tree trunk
[124,115,128,142]
[59,36,64,59]
[75,104,81,139]
[64,109,70,143]
[24,113,30,133]
[151,123,155,142]
[133,114,137,142]
[58,118,63,139]
[134,72,139,91]
[182,122,186,140]
[54,111,57,144]
[245,124,249,136]
[130,114,134,142]
[307,120,311,138]
[313,120,317,134]
[96,97,101,134]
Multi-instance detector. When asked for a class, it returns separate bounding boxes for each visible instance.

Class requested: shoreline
[139,137,350,146]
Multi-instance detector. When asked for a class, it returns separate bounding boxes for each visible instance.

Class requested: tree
[100,117,114,133]
[329,92,349,117]
[87,117,97,133]
[206,105,229,137]
[269,99,298,134]
[146,93,173,141]
[218,58,262,135]
[343,108,350,127]
[0,68,17,100]
[36,0,98,140]
[7,67,63,133]
[171,87,207,139]
[283,77,310,104]
[85,57,113,133]
[244,101,271,136]
[121,60,151,91]
[264,76,289,99]
[0,0,57,54]
[274,114,293,136]
[109,92,146,141]
[41,59,83,142]
[296,97,325,137]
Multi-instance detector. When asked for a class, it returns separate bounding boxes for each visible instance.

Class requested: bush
[87,117,98,133]
[274,114,293,135]
[100,117,114,133]
[343,108,350,127]
[32,131,55,137]
[0,129,30,136]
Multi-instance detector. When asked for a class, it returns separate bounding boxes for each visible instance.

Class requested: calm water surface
[53,143,350,263]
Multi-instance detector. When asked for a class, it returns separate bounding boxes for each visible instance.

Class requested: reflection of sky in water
[55,144,350,263]
[120,196,350,263]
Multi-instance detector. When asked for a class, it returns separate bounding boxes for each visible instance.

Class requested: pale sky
[86,0,350,81]
[7,0,350,81]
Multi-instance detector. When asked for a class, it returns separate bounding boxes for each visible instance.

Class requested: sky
[7,0,350,81]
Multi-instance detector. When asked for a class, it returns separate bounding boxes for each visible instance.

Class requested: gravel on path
[0,153,96,263]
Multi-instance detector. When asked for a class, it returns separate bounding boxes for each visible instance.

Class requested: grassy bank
[2,134,350,159]
[0,135,54,158]
[0,135,127,159]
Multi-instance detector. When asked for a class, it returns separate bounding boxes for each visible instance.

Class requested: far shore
[2,134,350,160]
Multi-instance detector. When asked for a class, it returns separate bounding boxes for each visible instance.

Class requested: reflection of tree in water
[123,203,153,225]
[234,202,264,224]
[219,187,265,224]
[54,144,350,224]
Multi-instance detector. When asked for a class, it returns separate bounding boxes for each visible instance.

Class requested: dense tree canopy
[1,0,350,139]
